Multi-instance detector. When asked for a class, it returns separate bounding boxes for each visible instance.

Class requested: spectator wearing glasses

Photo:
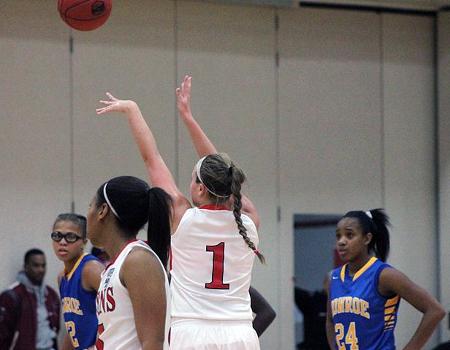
[51,213,104,350]
[0,249,60,350]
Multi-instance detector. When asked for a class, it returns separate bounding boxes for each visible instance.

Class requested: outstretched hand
[176,75,192,119]
[96,92,136,115]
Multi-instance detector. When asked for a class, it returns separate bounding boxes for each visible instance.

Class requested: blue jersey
[329,257,400,350]
[60,253,100,349]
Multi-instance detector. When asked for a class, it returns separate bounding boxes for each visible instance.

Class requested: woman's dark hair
[95,176,172,267]
[53,213,87,239]
[342,208,390,262]
[198,154,265,264]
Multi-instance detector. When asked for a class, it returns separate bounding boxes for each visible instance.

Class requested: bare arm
[60,332,75,350]
[378,268,445,350]
[325,292,336,349]
[81,260,104,292]
[176,76,217,156]
[121,248,168,350]
[176,76,259,226]
[96,94,191,230]
[249,286,276,336]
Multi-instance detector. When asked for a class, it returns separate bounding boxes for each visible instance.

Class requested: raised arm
[177,76,259,226]
[176,76,217,156]
[96,94,191,229]
[379,268,445,350]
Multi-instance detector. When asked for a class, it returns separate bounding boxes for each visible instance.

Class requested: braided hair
[197,154,265,263]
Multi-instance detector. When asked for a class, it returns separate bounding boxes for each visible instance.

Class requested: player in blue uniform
[326,209,444,350]
[51,213,104,350]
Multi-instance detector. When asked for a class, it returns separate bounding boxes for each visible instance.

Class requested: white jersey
[96,240,170,350]
[170,206,258,321]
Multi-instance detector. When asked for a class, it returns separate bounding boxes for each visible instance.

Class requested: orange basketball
[58,0,112,31]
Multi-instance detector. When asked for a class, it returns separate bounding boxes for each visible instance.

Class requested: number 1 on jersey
[205,242,230,290]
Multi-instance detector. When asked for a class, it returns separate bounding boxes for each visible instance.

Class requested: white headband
[365,210,373,219]
[195,156,207,185]
[103,183,120,219]
[195,156,230,199]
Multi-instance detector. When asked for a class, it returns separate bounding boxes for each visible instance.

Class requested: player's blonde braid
[230,165,265,264]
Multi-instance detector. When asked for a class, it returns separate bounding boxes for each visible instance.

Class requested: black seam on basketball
[63,0,109,20]
[65,13,108,21]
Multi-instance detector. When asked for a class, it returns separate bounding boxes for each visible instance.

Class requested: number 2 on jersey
[65,321,79,347]
[205,242,230,289]
[335,322,359,350]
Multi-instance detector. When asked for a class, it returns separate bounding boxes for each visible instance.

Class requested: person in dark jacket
[0,248,60,350]
[294,275,330,350]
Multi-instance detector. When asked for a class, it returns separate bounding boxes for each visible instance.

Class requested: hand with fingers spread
[96,92,137,115]
[176,75,193,120]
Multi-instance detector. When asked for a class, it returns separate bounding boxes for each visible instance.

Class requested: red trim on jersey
[105,239,138,269]
[199,204,229,210]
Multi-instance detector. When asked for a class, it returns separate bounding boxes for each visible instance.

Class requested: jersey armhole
[81,257,102,294]
[172,208,195,238]
[119,244,168,289]
[375,264,397,299]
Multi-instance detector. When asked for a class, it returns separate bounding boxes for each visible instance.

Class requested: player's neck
[347,254,372,276]
[103,234,136,265]
[63,254,83,274]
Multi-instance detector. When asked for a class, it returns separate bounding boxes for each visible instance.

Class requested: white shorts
[169,319,260,350]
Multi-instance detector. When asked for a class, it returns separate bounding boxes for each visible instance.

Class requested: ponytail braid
[368,209,390,262]
[230,166,265,264]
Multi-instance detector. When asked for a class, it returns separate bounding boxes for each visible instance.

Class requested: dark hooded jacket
[0,272,60,350]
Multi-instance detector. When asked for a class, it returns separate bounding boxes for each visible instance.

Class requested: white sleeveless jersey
[96,240,170,350]
[170,206,258,321]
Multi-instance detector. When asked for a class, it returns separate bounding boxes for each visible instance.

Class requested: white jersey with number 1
[96,240,170,350]
[170,205,258,321]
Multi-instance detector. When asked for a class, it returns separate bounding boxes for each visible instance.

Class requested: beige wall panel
[278,8,382,349]
[71,0,176,216]
[438,10,450,343]
[176,2,279,348]
[0,1,71,290]
[382,14,437,348]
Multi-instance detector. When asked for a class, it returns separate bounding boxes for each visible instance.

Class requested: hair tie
[365,210,373,219]
[103,183,120,219]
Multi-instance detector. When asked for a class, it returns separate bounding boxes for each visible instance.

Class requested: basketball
[58,0,112,31]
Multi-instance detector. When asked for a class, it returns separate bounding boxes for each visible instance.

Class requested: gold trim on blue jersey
[65,253,88,280]
[384,295,400,330]
[340,264,346,282]
[340,256,378,282]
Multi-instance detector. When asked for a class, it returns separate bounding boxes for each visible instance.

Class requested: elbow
[261,309,276,326]
[427,303,446,324]
[268,309,277,323]
[436,305,446,321]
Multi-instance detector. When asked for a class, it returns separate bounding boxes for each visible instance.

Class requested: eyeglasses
[50,231,83,243]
